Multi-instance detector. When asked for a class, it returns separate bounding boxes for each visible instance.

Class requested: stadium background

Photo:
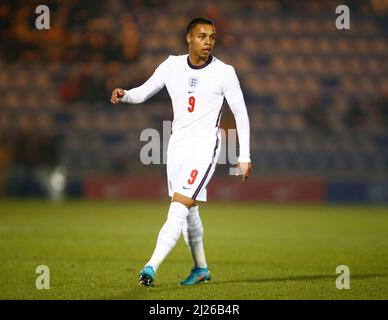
[0,0,387,300]
[0,0,387,203]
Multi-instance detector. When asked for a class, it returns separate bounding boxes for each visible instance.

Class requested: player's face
[187,24,216,59]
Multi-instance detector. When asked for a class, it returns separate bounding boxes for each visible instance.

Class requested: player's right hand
[111,88,125,104]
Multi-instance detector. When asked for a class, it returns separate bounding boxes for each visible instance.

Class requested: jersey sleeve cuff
[238,156,251,163]
[122,90,130,103]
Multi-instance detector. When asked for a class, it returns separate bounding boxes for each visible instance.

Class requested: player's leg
[139,196,192,286]
[145,194,195,270]
[172,192,206,270]
[170,193,209,273]
[182,204,207,268]
[145,194,196,269]
[175,160,218,285]
[139,150,187,286]
[180,204,211,285]
[139,142,219,286]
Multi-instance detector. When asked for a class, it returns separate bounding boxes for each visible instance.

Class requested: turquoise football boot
[139,265,155,287]
[180,267,211,285]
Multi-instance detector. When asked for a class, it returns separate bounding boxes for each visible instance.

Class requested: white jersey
[122,54,250,163]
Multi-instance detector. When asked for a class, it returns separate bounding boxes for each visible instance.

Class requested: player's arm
[223,66,252,181]
[111,57,170,104]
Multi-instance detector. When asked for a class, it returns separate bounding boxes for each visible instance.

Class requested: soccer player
[111,17,252,286]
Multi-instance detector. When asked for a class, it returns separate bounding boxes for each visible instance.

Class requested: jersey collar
[187,55,213,70]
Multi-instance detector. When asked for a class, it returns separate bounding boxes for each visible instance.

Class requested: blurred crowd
[0,0,161,64]
[303,86,388,133]
[0,0,387,63]
[0,0,387,197]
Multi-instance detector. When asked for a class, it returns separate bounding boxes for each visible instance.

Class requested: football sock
[146,202,189,272]
[182,205,208,268]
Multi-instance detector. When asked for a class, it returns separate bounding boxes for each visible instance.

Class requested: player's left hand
[237,162,252,182]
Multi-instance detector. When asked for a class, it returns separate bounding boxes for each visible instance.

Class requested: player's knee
[172,192,196,208]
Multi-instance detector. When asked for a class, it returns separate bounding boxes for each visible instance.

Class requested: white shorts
[167,132,221,202]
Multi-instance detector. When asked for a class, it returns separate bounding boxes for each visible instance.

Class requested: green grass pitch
[0,200,387,300]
